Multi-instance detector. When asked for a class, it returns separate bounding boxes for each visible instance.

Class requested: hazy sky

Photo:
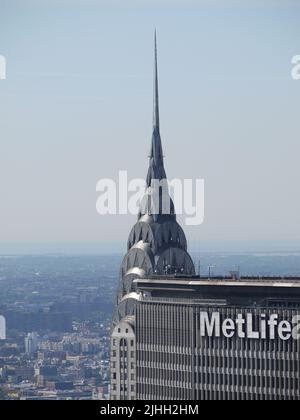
[0,0,300,252]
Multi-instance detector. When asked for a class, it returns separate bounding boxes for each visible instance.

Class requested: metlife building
[134,276,300,400]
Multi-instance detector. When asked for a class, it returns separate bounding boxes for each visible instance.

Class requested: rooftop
[136,275,300,289]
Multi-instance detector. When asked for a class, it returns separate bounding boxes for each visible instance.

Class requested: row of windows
[195,391,298,401]
[120,350,135,358]
[111,384,135,392]
[111,350,135,358]
[137,369,299,392]
[197,373,299,390]
[117,327,130,334]
[111,361,135,370]
[137,367,192,385]
[137,387,299,401]
[137,383,192,400]
[112,338,134,347]
[137,349,191,365]
[197,334,299,352]
[196,355,299,372]
[111,372,135,381]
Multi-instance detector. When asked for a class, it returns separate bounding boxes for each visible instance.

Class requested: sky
[0,0,300,253]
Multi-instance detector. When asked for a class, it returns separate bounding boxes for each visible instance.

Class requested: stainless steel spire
[153,30,160,131]
[147,31,165,185]
[113,33,195,326]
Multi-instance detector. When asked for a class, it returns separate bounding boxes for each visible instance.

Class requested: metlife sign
[200,312,300,341]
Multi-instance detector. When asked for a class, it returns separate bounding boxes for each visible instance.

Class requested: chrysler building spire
[147,31,165,186]
[114,32,195,324]
[153,30,160,131]
[111,34,195,400]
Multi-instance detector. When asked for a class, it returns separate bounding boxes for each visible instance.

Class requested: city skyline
[1,0,300,403]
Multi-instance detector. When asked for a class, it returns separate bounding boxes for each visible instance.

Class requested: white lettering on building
[199,312,300,341]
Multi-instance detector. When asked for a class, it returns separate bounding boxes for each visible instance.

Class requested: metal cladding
[114,34,195,323]
[134,277,300,400]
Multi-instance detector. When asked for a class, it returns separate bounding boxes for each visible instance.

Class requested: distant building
[15,366,35,382]
[39,366,58,378]
[92,386,107,400]
[25,332,38,355]
[134,275,300,400]
[54,381,74,391]
[0,315,6,340]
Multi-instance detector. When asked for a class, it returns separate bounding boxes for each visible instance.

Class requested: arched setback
[110,318,136,400]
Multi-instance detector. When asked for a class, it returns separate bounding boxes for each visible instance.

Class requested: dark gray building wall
[135,279,300,400]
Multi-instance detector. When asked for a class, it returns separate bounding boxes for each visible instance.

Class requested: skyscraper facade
[110,34,195,400]
[25,332,39,356]
[134,276,300,400]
